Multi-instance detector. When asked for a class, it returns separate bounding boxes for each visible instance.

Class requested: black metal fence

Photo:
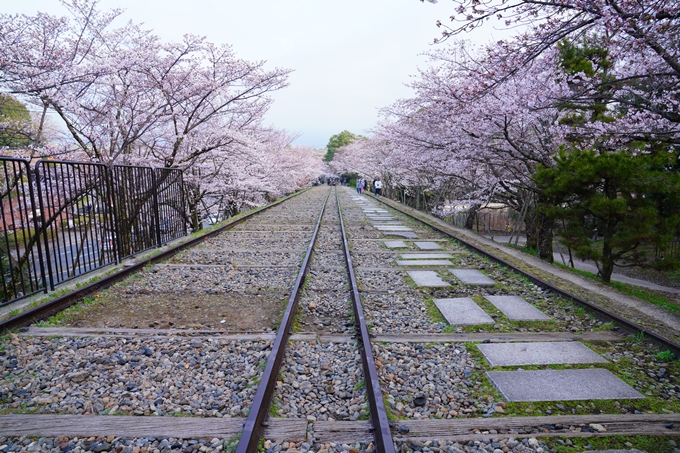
[0,157,186,306]
[0,158,45,304]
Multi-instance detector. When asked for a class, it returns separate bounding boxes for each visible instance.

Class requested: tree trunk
[465,204,481,229]
[537,212,554,262]
[523,193,554,262]
[601,237,614,283]
[525,209,538,251]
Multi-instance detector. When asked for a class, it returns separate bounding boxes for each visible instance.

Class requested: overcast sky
[7,1,510,148]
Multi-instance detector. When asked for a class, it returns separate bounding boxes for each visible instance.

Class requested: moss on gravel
[546,435,678,453]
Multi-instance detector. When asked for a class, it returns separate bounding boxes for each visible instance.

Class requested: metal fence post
[151,169,162,248]
[33,162,55,291]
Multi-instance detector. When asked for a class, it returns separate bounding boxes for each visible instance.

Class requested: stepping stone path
[407,271,449,287]
[386,232,418,239]
[477,341,607,367]
[374,225,412,231]
[484,295,551,321]
[351,191,647,413]
[396,259,452,266]
[399,253,453,259]
[448,268,495,285]
[414,241,442,250]
[434,298,494,325]
[486,369,644,402]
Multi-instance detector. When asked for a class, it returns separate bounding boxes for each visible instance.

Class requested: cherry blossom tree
[0,0,124,156]
[425,0,680,141]
[365,39,571,258]
[0,0,319,231]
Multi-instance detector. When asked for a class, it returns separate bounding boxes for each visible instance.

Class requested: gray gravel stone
[0,336,270,417]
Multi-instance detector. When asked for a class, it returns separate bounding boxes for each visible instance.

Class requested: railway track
[1,186,679,453]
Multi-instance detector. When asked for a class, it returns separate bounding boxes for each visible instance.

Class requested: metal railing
[0,157,187,306]
[0,158,45,303]
[155,167,187,245]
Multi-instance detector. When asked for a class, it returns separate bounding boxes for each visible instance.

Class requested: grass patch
[268,399,281,417]
[34,294,105,327]
[656,350,675,361]
[595,321,617,331]
[424,297,445,323]
[223,432,242,453]
[626,330,646,345]
[463,343,503,408]
[546,435,677,453]
[508,243,538,257]
[402,274,419,290]
[554,263,680,315]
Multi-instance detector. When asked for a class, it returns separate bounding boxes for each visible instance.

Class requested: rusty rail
[336,189,396,453]
[235,188,330,453]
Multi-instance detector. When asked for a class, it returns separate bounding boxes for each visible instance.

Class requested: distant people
[356,179,362,194]
[374,178,382,196]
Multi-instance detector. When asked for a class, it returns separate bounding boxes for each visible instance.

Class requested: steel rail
[336,189,397,453]
[368,194,680,357]
[235,188,330,453]
[0,188,311,333]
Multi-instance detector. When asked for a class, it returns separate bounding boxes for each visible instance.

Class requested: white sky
[6,0,512,148]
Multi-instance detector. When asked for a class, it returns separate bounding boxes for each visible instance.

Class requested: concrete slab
[387,232,418,239]
[374,225,413,231]
[477,342,607,367]
[486,369,644,402]
[400,253,453,259]
[396,260,453,266]
[414,241,442,250]
[384,240,408,248]
[484,295,551,321]
[407,271,449,287]
[449,268,496,286]
[367,216,394,220]
[371,222,403,225]
[434,298,495,325]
